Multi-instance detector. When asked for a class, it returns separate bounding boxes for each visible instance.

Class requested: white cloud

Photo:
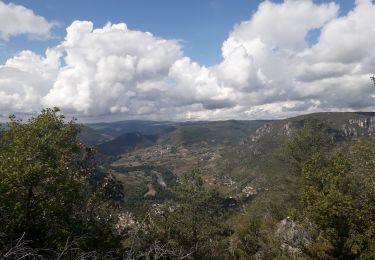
[227,0,339,51]
[0,1,54,40]
[0,49,59,112]
[0,0,375,120]
[209,0,375,118]
[309,0,375,67]
[42,21,183,116]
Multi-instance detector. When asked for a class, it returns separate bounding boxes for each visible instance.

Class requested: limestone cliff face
[236,112,375,161]
[339,116,375,138]
[248,112,375,148]
[251,123,272,142]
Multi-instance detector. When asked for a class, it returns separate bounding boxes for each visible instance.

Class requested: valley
[81,112,375,217]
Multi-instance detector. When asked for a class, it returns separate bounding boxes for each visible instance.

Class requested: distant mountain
[80,119,270,155]
[97,132,158,156]
[87,120,177,139]
[79,126,112,146]
[158,120,269,146]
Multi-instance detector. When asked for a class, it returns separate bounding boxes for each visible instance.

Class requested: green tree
[301,142,375,259]
[0,108,123,256]
[283,119,331,175]
[127,170,231,259]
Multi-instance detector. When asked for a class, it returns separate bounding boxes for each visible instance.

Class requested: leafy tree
[0,108,123,257]
[126,170,232,259]
[231,213,292,259]
[301,142,375,259]
[280,118,375,258]
[283,119,331,175]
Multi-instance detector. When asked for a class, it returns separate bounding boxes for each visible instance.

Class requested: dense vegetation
[1,108,375,259]
[0,108,125,258]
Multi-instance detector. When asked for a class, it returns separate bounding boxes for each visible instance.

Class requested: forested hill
[81,119,269,155]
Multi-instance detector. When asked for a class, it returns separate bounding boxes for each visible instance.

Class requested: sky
[0,0,374,122]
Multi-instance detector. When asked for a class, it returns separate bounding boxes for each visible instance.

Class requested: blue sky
[0,0,374,121]
[1,0,357,66]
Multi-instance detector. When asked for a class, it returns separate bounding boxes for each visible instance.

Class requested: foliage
[300,142,375,259]
[282,119,332,175]
[0,108,123,257]
[281,118,375,258]
[231,214,293,259]
[125,170,232,259]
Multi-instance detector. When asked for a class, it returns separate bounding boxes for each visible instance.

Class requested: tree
[301,142,375,259]
[281,118,375,258]
[0,108,123,257]
[126,170,231,259]
[283,119,331,175]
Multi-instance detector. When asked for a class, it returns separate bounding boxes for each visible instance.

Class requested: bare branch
[2,233,43,259]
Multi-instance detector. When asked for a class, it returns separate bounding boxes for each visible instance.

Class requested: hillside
[90,120,268,156]
[79,112,375,212]
[87,120,177,139]
[79,125,112,146]
[158,120,269,146]
[219,112,375,190]
[80,119,269,211]
[97,132,158,156]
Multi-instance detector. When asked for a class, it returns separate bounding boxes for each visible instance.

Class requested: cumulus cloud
[0,49,59,113]
[42,21,184,115]
[0,1,54,40]
[209,0,375,118]
[226,0,339,51]
[0,0,375,120]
